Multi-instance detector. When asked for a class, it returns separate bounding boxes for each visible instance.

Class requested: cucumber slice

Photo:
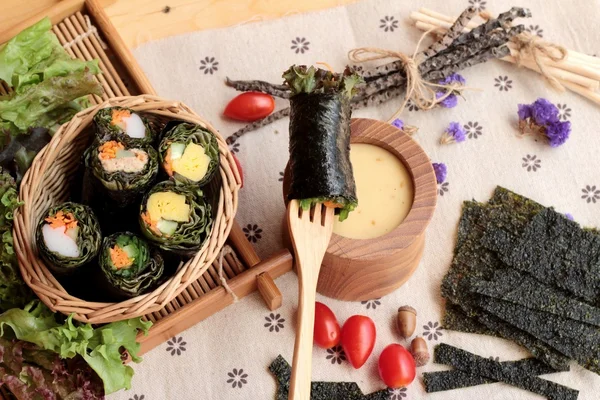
[122,244,139,259]
[116,149,135,159]
[157,219,178,236]
[170,143,186,160]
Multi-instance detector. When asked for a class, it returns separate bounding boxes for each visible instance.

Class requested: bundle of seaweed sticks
[225,6,532,144]
[442,186,600,377]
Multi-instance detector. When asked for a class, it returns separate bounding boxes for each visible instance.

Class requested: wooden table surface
[3,0,358,48]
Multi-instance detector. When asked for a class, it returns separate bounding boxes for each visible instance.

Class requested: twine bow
[217,245,239,303]
[348,31,466,122]
[513,32,568,91]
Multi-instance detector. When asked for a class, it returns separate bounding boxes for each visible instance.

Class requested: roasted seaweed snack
[284,65,362,221]
[158,122,220,187]
[139,181,212,255]
[93,107,155,145]
[98,232,164,299]
[85,139,159,207]
[36,202,101,274]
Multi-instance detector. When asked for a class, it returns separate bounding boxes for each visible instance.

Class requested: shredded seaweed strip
[423,357,568,393]
[269,355,388,400]
[476,297,600,374]
[433,344,579,400]
[482,207,600,304]
[468,268,600,327]
[285,65,361,221]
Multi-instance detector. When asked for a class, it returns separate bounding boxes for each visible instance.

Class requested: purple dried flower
[436,91,458,108]
[530,98,559,125]
[391,118,404,130]
[432,162,447,184]
[446,122,466,142]
[545,120,571,147]
[565,213,574,221]
[439,73,466,86]
[517,104,532,120]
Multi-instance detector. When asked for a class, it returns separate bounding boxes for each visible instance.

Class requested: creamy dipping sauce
[333,144,413,239]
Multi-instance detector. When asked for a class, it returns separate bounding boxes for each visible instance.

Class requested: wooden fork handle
[288,253,320,400]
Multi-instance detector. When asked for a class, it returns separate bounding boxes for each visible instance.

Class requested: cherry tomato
[224,92,275,122]
[378,344,416,388]
[314,302,340,349]
[340,315,376,369]
[232,154,243,188]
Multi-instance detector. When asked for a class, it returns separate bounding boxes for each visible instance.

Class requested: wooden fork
[287,200,335,400]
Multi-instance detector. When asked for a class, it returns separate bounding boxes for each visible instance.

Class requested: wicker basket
[13,95,240,324]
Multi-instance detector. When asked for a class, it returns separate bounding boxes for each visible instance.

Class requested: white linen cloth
[111,0,600,398]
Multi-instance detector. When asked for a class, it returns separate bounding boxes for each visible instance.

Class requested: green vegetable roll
[284,65,362,221]
[159,122,220,187]
[36,202,101,274]
[93,107,156,146]
[139,181,213,255]
[85,139,159,207]
[99,232,164,299]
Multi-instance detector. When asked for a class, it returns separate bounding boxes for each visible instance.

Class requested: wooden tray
[0,0,292,357]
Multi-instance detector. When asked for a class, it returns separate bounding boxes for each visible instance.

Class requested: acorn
[410,337,430,367]
[396,305,417,338]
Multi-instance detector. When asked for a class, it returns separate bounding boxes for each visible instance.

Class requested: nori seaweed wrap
[84,139,159,207]
[36,202,101,275]
[98,232,164,299]
[93,106,155,146]
[284,65,362,221]
[139,181,212,255]
[158,122,220,187]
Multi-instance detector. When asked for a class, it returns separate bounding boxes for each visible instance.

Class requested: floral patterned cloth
[117,0,600,399]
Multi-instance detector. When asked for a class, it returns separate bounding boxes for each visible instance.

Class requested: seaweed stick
[225,77,291,98]
[423,357,568,393]
[420,26,523,75]
[420,6,477,59]
[226,108,290,144]
[434,344,579,400]
[453,7,532,45]
[426,45,510,80]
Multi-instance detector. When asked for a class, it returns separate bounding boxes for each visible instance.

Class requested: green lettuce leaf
[0,301,151,394]
[0,168,32,313]
[0,18,99,92]
[0,69,102,133]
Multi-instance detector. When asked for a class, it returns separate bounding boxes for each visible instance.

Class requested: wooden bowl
[283,118,437,301]
[14,95,240,323]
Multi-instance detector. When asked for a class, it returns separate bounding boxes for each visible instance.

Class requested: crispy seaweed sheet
[482,207,600,304]
[433,344,579,400]
[423,357,568,393]
[467,267,600,327]
[476,297,600,374]
[285,65,361,221]
[441,199,571,370]
[269,355,387,400]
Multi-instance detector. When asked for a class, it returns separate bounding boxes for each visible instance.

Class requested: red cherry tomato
[313,302,340,349]
[340,315,376,369]
[232,154,243,188]
[224,92,275,122]
[378,344,416,388]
